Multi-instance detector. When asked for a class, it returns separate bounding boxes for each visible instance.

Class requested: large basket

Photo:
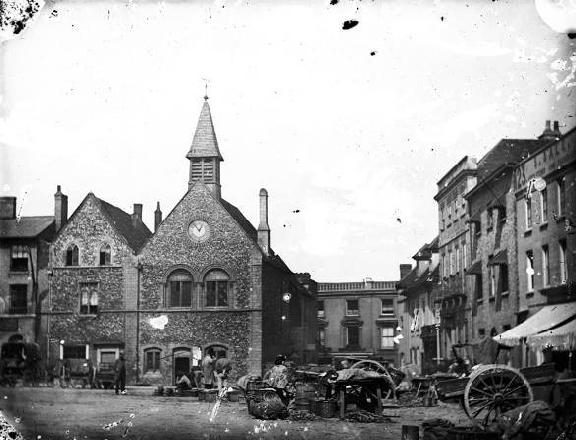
[312,399,337,418]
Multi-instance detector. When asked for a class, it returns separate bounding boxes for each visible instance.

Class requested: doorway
[174,357,190,384]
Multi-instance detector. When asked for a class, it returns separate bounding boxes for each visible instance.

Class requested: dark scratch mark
[292,209,300,213]
[440,16,445,22]
[342,20,359,30]
[396,218,402,223]
[330,0,339,4]
[370,51,376,56]
[568,33,576,39]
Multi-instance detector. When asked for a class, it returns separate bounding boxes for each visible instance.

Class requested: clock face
[188,220,211,242]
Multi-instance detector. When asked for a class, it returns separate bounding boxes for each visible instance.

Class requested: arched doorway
[172,347,191,385]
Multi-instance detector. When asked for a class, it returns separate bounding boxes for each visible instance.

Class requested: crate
[435,378,467,399]
[521,363,556,386]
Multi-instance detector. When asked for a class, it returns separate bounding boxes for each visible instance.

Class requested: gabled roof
[0,216,54,239]
[186,98,223,160]
[96,197,152,252]
[219,197,293,274]
[219,198,258,243]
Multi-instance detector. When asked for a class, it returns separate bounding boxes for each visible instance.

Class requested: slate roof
[187,99,223,160]
[475,139,545,184]
[0,216,54,238]
[220,198,293,274]
[96,197,152,252]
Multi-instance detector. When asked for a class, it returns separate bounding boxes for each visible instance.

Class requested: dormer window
[65,244,79,266]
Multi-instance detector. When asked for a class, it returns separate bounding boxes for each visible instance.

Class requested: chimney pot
[553,120,560,133]
[545,120,551,130]
[399,264,412,280]
[133,204,143,219]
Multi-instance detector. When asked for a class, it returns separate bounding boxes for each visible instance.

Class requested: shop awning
[493,303,576,347]
[488,249,508,266]
[527,317,576,350]
[466,260,483,276]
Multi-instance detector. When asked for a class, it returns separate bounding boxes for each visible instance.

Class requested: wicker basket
[315,399,337,418]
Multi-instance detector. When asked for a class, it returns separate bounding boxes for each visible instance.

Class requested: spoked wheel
[464,365,533,426]
[351,360,396,400]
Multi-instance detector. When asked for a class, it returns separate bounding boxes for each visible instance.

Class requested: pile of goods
[248,390,289,420]
[288,410,317,421]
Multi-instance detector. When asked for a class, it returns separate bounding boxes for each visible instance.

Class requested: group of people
[176,348,233,392]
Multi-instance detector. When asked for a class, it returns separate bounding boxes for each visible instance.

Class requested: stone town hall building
[37,97,317,385]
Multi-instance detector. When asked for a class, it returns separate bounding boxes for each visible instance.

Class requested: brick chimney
[538,120,561,141]
[257,188,270,255]
[154,202,162,232]
[132,204,143,227]
[0,197,17,220]
[400,264,412,280]
[54,186,68,231]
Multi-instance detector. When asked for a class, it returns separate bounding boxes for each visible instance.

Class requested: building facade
[0,195,58,346]
[513,123,575,366]
[397,239,441,375]
[434,157,477,360]
[316,279,400,366]
[465,136,546,343]
[39,96,317,385]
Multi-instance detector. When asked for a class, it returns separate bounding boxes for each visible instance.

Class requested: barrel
[294,398,311,412]
[295,383,316,401]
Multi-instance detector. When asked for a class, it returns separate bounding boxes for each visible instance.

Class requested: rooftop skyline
[1,0,575,281]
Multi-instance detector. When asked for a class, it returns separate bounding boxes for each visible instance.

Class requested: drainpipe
[136,260,141,384]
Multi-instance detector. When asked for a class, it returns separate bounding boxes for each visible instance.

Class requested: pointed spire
[186,97,224,161]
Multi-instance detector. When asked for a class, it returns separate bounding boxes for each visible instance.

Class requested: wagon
[434,340,557,426]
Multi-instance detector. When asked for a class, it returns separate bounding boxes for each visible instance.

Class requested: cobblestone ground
[0,387,472,440]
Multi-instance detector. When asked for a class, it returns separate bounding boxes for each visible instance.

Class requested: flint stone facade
[40,97,317,385]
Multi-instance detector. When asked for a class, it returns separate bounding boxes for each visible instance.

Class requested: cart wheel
[351,360,396,400]
[464,364,533,426]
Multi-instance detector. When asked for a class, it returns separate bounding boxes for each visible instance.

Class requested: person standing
[214,354,233,392]
[114,352,127,395]
[202,349,215,389]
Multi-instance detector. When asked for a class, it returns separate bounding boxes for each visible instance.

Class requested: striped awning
[466,260,482,276]
[488,249,508,266]
[494,303,576,346]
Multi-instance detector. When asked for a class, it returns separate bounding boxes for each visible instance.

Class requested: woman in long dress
[202,349,215,388]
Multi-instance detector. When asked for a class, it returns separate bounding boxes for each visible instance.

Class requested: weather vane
[202,78,210,100]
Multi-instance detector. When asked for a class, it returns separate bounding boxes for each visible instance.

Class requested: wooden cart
[434,341,557,426]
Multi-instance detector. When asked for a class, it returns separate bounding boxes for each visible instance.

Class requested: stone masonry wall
[138,183,260,383]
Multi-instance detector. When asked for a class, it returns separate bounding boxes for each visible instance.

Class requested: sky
[1,0,575,282]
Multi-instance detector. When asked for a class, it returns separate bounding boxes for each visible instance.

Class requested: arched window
[167,269,193,308]
[204,270,229,307]
[65,244,79,266]
[99,244,111,266]
[144,347,161,372]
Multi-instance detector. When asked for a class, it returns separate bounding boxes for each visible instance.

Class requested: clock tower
[187,95,224,198]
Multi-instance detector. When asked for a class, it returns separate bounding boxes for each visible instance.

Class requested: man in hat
[114,351,127,395]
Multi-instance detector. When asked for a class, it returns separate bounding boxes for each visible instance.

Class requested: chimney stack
[132,203,143,226]
[154,202,162,232]
[538,119,561,141]
[400,264,412,280]
[54,185,68,231]
[257,188,270,255]
[0,197,17,220]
